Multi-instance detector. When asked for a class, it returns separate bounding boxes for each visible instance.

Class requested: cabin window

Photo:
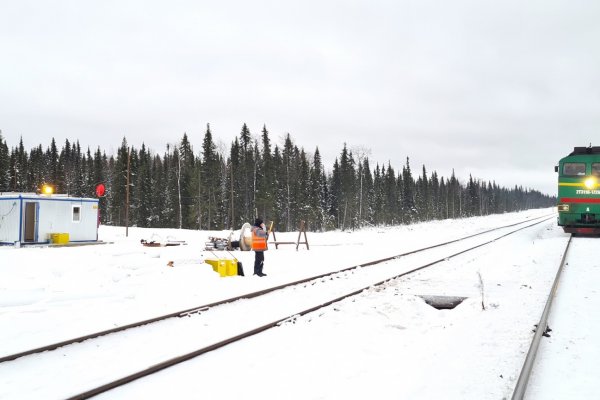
[592,163,600,176]
[72,205,81,222]
[563,163,586,176]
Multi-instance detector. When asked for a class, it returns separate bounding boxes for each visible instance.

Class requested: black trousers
[254,251,264,275]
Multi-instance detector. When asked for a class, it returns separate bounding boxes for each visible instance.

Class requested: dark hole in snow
[419,295,467,310]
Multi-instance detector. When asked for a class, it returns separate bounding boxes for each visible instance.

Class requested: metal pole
[230,163,234,229]
[125,147,130,237]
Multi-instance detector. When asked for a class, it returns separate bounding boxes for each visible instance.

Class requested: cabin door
[24,202,39,242]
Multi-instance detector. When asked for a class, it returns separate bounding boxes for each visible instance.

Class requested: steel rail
[64,217,553,400]
[0,214,554,364]
[510,234,573,400]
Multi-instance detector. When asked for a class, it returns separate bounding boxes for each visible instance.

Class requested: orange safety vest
[251,226,268,251]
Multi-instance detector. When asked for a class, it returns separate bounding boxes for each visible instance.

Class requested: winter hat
[254,218,264,227]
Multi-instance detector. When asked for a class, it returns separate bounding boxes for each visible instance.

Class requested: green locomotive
[556,145,600,233]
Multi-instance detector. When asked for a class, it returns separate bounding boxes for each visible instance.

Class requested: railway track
[0,214,552,365]
[511,234,599,399]
[510,233,572,399]
[1,215,554,399]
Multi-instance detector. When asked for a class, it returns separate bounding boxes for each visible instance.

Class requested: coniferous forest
[0,125,555,232]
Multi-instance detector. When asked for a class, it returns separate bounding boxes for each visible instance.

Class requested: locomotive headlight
[584,177,596,189]
[557,204,569,212]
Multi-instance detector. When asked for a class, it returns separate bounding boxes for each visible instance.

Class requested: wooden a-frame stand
[270,220,310,250]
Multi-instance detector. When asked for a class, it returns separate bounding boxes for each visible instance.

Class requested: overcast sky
[1,0,599,195]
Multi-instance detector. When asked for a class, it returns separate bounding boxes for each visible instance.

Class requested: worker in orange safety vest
[251,218,268,276]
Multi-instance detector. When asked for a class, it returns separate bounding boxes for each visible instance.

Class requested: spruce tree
[150,154,165,226]
[296,148,311,227]
[46,138,61,190]
[0,145,8,191]
[92,148,108,223]
[360,157,375,226]
[10,138,29,191]
[415,165,429,221]
[84,148,94,197]
[256,125,274,221]
[227,138,243,228]
[338,144,356,229]
[449,169,459,218]
[126,148,140,225]
[135,144,153,227]
[467,174,479,216]
[108,138,130,225]
[429,171,440,220]
[201,124,221,230]
[281,134,298,231]
[439,176,448,219]
[59,139,72,194]
[0,131,9,191]
[372,164,385,225]
[163,144,181,228]
[26,144,44,192]
[329,158,341,228]
[178,133,196,229]
[384,163,398,224]
[72,141,84,197]
[272,146,286,229]
[309,147,327,231]
[215,154,228,229]
[239,123,254,221]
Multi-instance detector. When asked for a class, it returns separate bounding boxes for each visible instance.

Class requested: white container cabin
[0,193,99,245]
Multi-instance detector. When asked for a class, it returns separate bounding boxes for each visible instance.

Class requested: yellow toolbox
[50,233,70,244]
[205,258,238,277]
[225,259,239,276]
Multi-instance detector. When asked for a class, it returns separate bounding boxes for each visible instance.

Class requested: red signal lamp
[95,183,106,197]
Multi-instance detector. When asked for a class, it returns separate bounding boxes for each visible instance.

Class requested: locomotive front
[556,146,600,234]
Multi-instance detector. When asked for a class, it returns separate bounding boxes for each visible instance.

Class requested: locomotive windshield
[592,163,600,176]
[563,162,586,176]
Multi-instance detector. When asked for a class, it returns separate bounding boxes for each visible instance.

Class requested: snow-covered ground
[1,208,595,399]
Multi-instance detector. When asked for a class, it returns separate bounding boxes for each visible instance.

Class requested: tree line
[0,126,555,232]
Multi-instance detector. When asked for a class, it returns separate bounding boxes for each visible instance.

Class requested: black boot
[254,252,265,276]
